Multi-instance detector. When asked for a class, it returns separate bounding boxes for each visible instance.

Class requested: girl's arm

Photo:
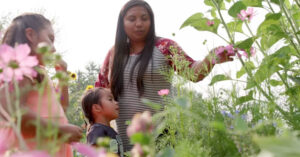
[0,78,82,143]
[55,59,69,112]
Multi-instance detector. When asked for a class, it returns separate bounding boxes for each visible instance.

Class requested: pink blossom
[127,111,153,137]
[158,89,169,96]
[206,20,214,26]
[241,47,256,58]
[238,8,254,22]
[0,44,38,82]
[131,144,144,157]
[72,142,107,157]
[10,151,50,157]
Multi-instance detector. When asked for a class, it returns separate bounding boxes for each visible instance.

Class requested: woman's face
[123,6,151,43]
[31,24,56,64]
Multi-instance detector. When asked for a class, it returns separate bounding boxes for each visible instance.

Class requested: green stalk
[280,0,300,45]
[245,22,290,89]
[212,0,234,43]
[267,0,300,57]
[13,81,22,133]
[212,0,292,124]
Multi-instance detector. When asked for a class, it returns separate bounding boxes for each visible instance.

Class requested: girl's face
[99,88,119,120]
[29,24,56,64]
[123,6,151,43]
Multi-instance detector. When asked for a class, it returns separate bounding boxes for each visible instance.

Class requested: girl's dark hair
[2,13,51,47]
[2,13,51,82]
[81,87,104,124]
[111,0,156,99]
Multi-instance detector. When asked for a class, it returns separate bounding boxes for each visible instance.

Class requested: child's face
[99,88,119,120]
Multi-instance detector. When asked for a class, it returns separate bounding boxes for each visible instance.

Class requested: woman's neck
[130,41,146,54]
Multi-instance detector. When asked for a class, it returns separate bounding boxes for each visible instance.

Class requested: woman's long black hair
[111,0,156,99]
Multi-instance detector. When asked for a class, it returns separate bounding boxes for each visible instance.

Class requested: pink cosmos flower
[10,151,50,157]
[127,111,153,137]
[238,8,254,22]
[158,89,169,96]
[241,47,256,58]
[72,142,107,157]
[0,44,38,82]
[206,20,214,26]
[131,144,144,157]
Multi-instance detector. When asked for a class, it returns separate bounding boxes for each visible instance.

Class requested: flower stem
[280,0,300,45]
[212,0,234,43]
[245,21,290,89]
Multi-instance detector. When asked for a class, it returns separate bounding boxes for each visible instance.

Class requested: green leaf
[269,79,283,86]
[242,0,263,7]
[236,91,254,105]
[289,76,300,85]
[233,115,248,133]
[227,21,244,33]
[228,1,246,18]
[204,0,226,10]
[209,74,231,86]
[296,31,300,35]
[293,12,300,26]
[260,24,287,50]
[270,0,279,5]
[130,133,151,145]
[254,132,300,156]
[257,13,282,36]
[142,98,162,111]
[175,96,191,109]
[236,61,256,78]
[246,46,291,89]
[156,147,175,157]
[236,37,256,50]
[180,13,221,33]
[210,121,226,131]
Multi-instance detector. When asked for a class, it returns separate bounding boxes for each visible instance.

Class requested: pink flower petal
[15,44,31,61]
[158,89,169,96]
[72,142,101,157]
[11,150,51,157]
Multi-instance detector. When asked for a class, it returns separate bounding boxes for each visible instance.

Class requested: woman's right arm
[95,47,114,88]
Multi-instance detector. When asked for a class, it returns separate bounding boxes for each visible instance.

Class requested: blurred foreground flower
[131,143,144,157]
[158,89,169,96]
[0,44,38,82]
[72,142,118,157]
[127,111,153,137]
[206,20,214,26]
[10,150,50,157]
[238,8,254,22]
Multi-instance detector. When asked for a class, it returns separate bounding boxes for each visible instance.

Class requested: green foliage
[180,13,221,34]
[209,74,231,86]
[228,1,246,18]
[67,62,100,126]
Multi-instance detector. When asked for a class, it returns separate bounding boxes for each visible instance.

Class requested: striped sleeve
[155,38,195,70]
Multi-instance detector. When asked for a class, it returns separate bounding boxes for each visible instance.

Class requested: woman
[95,0,233,151]
[0,13,83,156]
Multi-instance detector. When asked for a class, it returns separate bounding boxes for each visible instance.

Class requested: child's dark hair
[2,13,51,47]
[81,87,104,124]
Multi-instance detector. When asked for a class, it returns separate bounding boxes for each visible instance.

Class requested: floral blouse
[95,38,195,88]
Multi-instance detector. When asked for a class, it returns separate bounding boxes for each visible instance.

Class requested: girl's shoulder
[155,37,181,55]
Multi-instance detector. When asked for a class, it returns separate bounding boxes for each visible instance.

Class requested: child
[0,13,83,156]
[81,87,124,157]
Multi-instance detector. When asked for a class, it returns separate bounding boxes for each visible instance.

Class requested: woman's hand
[59,124,83,143]
[210,46,235,64]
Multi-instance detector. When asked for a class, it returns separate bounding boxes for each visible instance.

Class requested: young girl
[0,13,83,156]
[81,87,124,157]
